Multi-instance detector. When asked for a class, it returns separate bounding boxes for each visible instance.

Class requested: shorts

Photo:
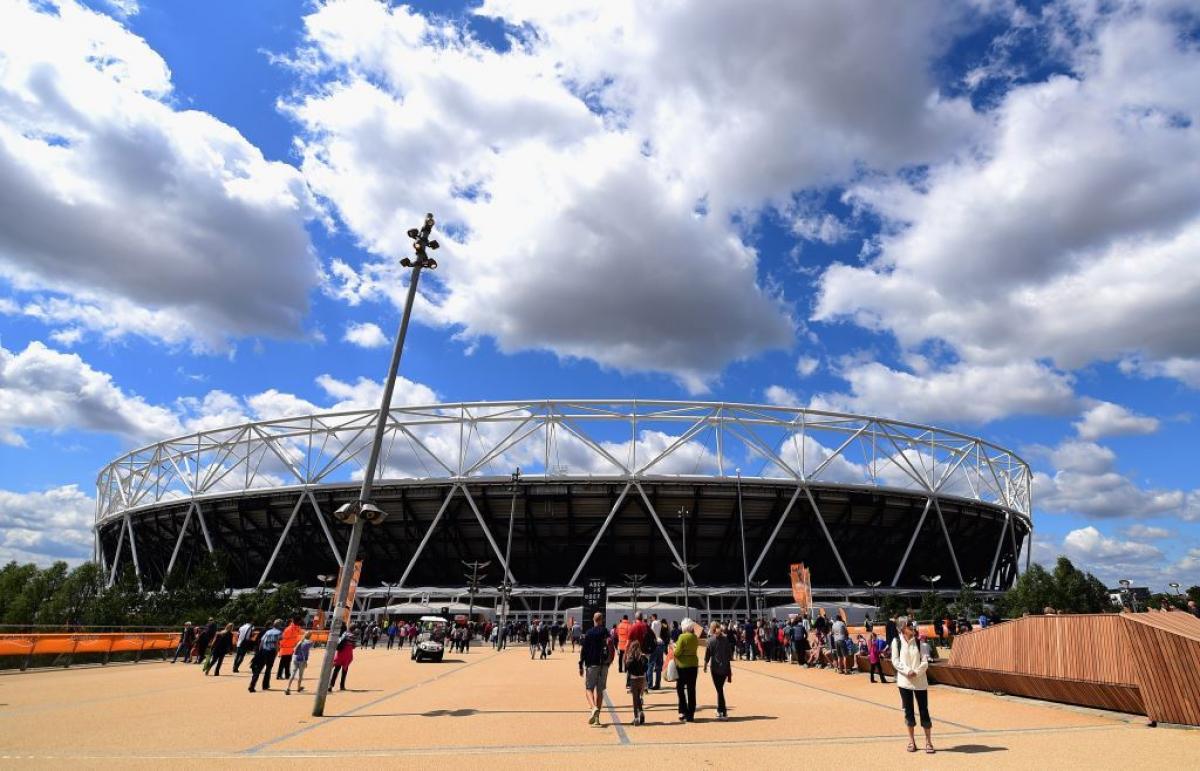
[585,664,610,692]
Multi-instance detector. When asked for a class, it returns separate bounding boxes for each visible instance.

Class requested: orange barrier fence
[0,628,331,670]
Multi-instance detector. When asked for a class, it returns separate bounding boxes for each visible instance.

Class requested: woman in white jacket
[890,623,935,753]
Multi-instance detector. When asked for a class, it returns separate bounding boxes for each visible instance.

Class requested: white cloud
[0,0,317,351]
[0,484,94,564]
[0,340,182,446]
[287,0,997,387]
[1073,399,1159,440]
[1120,356,1200,389]
[1064,526,1162,563]
[342,321,388,349]
[812,359,1076,424]
[795,356,820,378]
[814,3,1200,389]
[1035,440,1187,519]
[764,385,800,407]
[1122,524,1170,540]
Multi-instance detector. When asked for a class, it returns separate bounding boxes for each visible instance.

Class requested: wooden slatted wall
[1122,612,1200,726]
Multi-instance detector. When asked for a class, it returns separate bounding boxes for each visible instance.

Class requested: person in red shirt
[276,615,302,681]
[626,612,649,687]
[616,616,631,673]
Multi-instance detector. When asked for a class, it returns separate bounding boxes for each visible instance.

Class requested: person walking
[673,618,700,722]
[831,612,850,674]
[276,615,301,681]
[207,623,234,676]
[704,621,733,720]
[570,618,582,652]
[616,615,631,673]
[195,618,217,665]
[386,621,398,650]
[868,631,888,683]
[232,620,254,672]
[248,619,283,693]
[579,612,613,726]
[792,620,810,667]
[285,632,313,695]
[891,622,935,753]
[625,639,649,725]
[172,622,195,664]
[538,620,551,659]
[330,630,356,691]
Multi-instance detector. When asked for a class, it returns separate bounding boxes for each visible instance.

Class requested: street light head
[406,228,420,239]
[333,501,358,524]
[360,502,387,525]
[427,240,439,250]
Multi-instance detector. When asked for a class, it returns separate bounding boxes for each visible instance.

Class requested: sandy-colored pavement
[0,642,1195,768]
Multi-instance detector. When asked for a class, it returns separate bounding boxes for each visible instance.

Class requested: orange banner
[790,562,811,611]
[337,560,364,627]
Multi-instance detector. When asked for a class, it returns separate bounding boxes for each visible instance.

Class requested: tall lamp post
[1119,578,1137,612]
[312,213,440,718]
[380,580,399,623]
[672,506,699,615]
[317,574,334,626]
[500,468,520,632]
[736,469,752,619]
[752,579,768,619]
[624,573,646,617]
[864,580,882,612]
[920,573,941,595]
[464,560,490,627]
[1169,582,1181,597]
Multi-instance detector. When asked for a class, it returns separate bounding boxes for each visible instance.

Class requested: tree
[877,593,909,619]
[919,591,948,623]
[0,562,39,621]
[4,561,69,626]
[1001,558,1116,617]
[218,582,304,626]
[1186,585,1200,605]
[999,563,1057,617]
[951,582,982,619]
[37,562,105,627]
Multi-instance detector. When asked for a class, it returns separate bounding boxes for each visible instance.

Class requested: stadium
[93,400,1032,616]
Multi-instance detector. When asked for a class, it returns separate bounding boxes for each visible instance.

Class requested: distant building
[1108,586,1151,609]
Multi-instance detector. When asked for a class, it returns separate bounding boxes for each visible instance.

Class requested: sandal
[925,744,936,754]
[906,743,917,753]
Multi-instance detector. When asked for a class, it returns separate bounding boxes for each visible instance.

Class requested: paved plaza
[0,644,1195,767]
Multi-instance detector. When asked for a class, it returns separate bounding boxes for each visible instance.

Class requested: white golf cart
[411,615,449,662]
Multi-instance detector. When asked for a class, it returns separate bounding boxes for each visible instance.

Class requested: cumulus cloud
[812,359,1076,424]
[814,2,1200,390]
[1035,440,1187,519]
[764,385,801,407]
[342,321,388,349]
[284,0,998,388]
[795,356,821,378]
[1073,399,1159,440]
[0,340,181,446]
[1122,524,1170,540]
[0,484,94,564]
[0,0,317,351]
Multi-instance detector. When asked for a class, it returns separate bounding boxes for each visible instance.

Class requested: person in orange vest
[276,615,302,681]
[616,615,631,673]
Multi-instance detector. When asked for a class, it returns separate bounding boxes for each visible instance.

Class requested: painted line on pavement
[739,665,983,732]
[242,650,497,755]
[602,691,631,744]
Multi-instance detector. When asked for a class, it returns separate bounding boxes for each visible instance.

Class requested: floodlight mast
[313,213,439,718]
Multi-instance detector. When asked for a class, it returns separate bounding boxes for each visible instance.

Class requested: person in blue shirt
[249,619,283,693]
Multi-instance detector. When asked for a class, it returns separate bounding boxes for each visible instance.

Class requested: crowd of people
[573,608,940,753]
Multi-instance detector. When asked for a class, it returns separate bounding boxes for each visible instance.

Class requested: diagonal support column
[107,515,127,586]
[306,491,343,567]
[748,486,803,581]
[892,497,932,587]
[635,482,689,581]
[459,485,518,584]
[801,487,853,585]
[194,503,214,552]
[163,503,196,588]
[398,485,459,588]
[568,483,631,586]
[125,514,143,591]
[258,494,306,586]
[988,513,1010,590]
[932,497,964,584]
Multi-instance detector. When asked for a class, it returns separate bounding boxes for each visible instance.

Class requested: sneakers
[717,712,728,721]
[588,708,600,726]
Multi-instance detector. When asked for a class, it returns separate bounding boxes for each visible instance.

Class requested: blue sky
[0,0,1197,589]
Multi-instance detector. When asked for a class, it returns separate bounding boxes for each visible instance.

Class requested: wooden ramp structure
[930,612,1200,726]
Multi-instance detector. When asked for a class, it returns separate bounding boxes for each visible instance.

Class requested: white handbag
[665,657,678,682]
